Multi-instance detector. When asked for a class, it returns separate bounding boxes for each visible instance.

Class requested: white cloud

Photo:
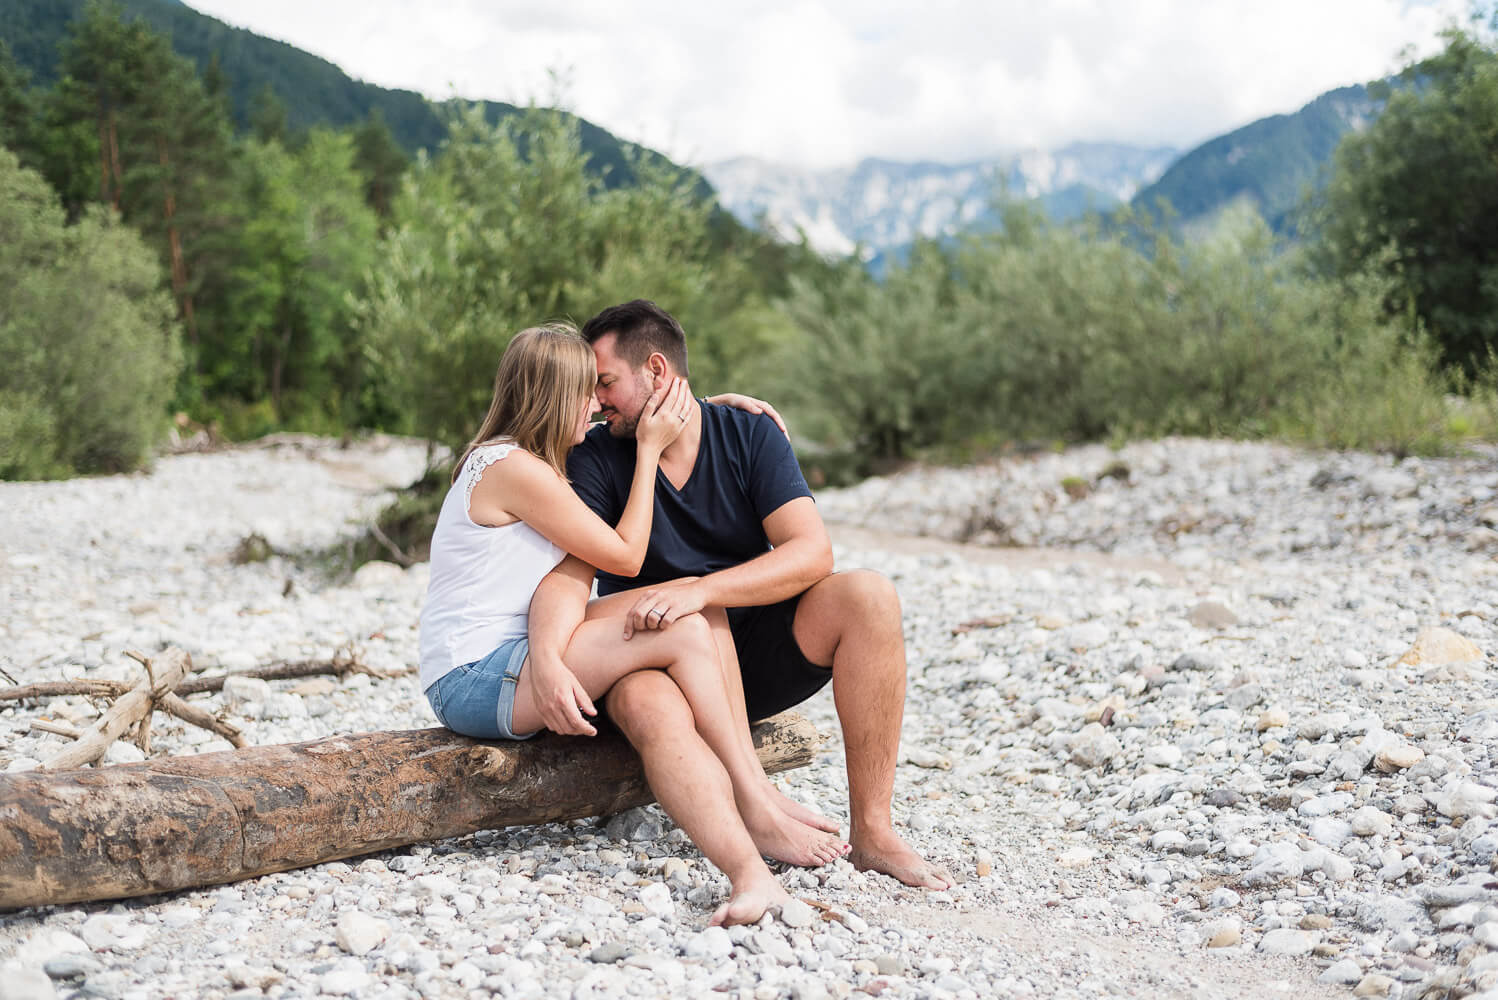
[184,0,1469,168]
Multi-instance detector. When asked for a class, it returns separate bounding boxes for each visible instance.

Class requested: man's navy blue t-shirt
[566,401,812,596]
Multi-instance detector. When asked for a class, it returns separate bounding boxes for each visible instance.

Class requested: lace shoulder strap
[461,440,521,514]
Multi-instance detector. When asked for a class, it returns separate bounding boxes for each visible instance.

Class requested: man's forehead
[591,332,630,371]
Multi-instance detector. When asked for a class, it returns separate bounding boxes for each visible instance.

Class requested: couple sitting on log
[418,300,953,926]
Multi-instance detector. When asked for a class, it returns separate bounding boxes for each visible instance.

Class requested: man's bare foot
[849,828,956,889]
[766,781,840,834]
[742,799,849,867]
[708,874,791,927]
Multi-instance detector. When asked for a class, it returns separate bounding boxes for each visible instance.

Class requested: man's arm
[620,496,833,637]
[525,555,600,735]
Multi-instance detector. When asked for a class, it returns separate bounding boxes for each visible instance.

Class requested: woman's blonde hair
[453,323,596,483]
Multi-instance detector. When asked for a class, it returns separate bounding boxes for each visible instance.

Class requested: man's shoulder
[702,401,779,450]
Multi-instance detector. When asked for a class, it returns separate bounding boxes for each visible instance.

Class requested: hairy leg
[700,606,841,834]
[663,613,845,867]
[578,596,845,865]
[793,570,955,890]
[605,671,790,926]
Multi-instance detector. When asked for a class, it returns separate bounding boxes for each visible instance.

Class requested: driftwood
[157,693,245,748]
[42,650,191,770]
[0,713,820,910]
[28,720,81,740]
[0,648,389,704]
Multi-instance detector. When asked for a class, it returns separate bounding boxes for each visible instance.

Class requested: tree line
[1,2,1496,483]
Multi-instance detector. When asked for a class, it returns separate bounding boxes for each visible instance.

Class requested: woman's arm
[704,392,788,436]
[524,556,598,736]
[469,379,692,576]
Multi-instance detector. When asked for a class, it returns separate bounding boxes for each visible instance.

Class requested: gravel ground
[0,434,1495,999]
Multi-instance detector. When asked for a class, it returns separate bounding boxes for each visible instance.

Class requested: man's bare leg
[793,570,956,889]
[605,670,791,925]
[647,615,846,867]
[581,594,843,859]
[700,606,841,834]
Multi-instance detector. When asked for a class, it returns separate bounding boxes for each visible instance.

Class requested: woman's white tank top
[418,442,565,690]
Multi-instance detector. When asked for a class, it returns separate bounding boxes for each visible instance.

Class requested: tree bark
[0,713,820,910]
[156,135,196,343]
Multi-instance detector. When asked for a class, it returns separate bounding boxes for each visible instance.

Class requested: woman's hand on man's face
[634,377,694,454]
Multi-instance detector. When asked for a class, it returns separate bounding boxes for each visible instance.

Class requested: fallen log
[0,712,820,910]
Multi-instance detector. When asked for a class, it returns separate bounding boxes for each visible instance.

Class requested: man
[529,299,953,902]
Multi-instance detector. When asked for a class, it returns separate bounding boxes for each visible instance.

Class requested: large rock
[1398,627,1484,667]
[0,965,56,1000]
[1187,601,1239,630]
[1374,744,1424,772]
[335,911,389,956]
[352,560,406,591]
[1070,723,1122,768]
[1258,928,1320,956]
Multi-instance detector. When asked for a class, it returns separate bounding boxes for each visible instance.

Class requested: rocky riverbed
[0,435,1495,999]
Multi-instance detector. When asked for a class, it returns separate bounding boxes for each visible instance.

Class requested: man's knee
[810,569,901,631]
[794,569,904,667]
[605,670,692,745]
[839,569,901,619]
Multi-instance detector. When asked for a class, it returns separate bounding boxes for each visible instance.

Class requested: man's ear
[647,353,669,385]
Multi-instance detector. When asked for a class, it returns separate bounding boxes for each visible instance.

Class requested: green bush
[768,204,1479,471]
[0,147,181,479]
[356,105,786,455]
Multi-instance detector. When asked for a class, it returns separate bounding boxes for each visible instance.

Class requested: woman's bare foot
[766,781,840,834]
[849,827,956,889]
[708,873,791,927]
[741,798,849,867]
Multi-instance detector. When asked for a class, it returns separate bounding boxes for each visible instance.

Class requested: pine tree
[0,41,36,162]
[352,107,408,223]
[48,0,236,347]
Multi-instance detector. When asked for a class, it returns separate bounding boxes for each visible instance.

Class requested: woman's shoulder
[461,439,548,490]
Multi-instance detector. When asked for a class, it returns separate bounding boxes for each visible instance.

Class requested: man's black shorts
[727,593,832,722]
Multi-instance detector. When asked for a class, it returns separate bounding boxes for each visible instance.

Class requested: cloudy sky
[185,0,1468,169]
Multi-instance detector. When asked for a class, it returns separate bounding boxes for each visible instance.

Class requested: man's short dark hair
[581,299,690,379]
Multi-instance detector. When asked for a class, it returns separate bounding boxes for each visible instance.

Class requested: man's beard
[605,409,638,438]
[604,378,653,438]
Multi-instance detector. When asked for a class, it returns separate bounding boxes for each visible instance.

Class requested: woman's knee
[663,611,716,657]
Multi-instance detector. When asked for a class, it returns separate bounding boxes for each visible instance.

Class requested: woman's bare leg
[531,609,844,866]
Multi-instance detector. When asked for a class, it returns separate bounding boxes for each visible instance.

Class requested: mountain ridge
[0,0,687,190]
[1129,84,1380,232]
[705,142,1179,256]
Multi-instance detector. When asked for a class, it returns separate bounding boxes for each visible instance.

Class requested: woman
[418,323,842,925]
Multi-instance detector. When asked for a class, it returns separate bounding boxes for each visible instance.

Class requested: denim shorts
[425,635,540,741]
